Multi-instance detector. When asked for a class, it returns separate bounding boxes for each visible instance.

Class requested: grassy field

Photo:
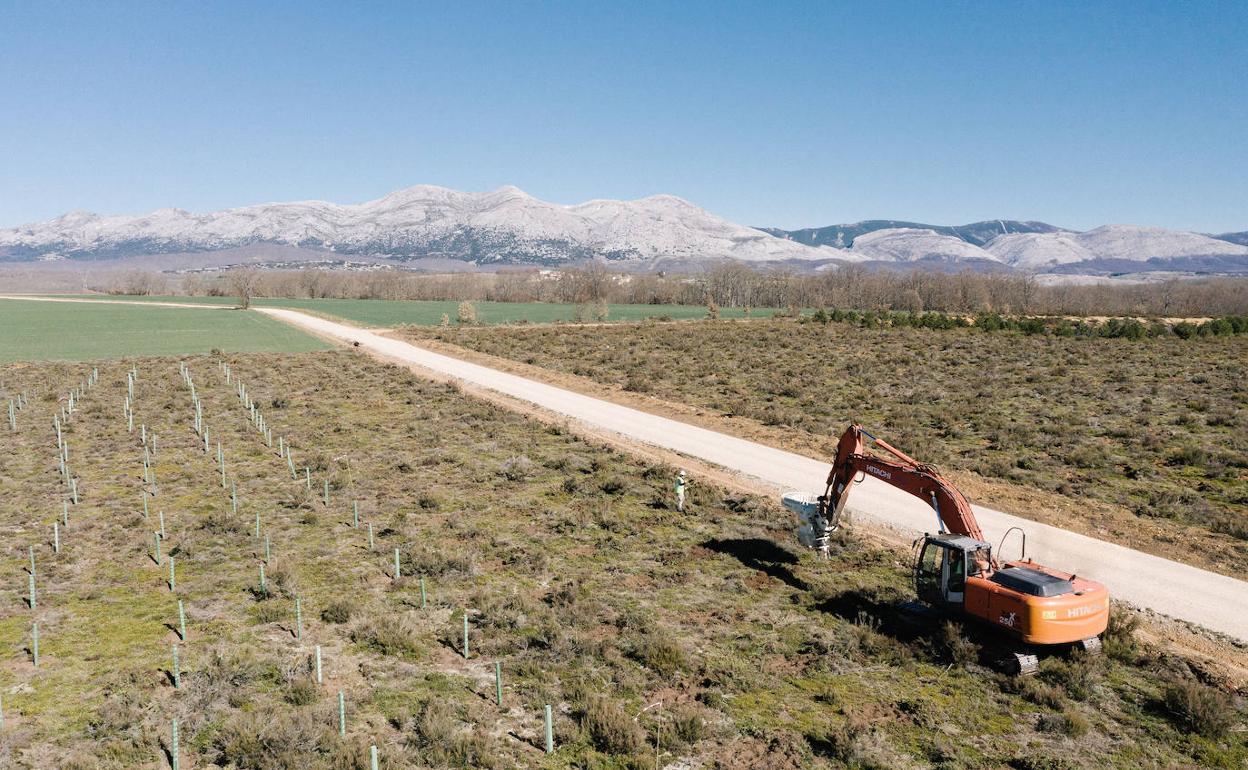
[39,295,777,327]
[404,319,1248,565]
[0,299,329,363]
[0,350,1244,769]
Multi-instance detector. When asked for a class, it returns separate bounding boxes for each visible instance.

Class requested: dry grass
[0,350,1243,768]
[405,319,1248,559]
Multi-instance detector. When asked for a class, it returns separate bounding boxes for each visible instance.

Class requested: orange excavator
[784,425,1109,673]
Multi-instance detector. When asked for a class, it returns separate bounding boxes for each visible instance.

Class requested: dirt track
[255,307,1248,644]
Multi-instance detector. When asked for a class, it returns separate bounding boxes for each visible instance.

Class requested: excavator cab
[914,534,992,608]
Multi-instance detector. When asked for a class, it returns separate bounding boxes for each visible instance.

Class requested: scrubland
[406,319,1248,573]
[0,350,1243,769]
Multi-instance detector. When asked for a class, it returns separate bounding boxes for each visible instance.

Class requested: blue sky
[1,1,1244,232]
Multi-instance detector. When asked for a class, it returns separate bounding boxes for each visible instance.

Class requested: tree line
[804,308,1248,339]
[100,262,1248,318]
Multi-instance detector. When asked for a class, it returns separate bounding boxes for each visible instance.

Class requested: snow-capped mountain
[763,219,1061,249]
[983,225,1248,271]
[849,228,1002,263]
[984,232,1094,268]
[771,219,1248,274]
[0,186,844,266]
[4,188,1244,274]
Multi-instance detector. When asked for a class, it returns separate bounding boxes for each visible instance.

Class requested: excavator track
[893,602,1101,676]
[1001,652,1040,676]
[992,635,1102,676]
[1078,636,1102,654]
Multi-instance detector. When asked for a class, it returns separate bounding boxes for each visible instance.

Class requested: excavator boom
[822,425,983,541]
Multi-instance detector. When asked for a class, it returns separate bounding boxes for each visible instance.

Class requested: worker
[675,470,688,512]
[971,549,991,576]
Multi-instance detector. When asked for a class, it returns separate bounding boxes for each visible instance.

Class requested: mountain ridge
[3,186,1245,275]
[0,185,843,267]
[760,219,1064,248]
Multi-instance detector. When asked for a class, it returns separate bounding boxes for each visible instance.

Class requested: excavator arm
[786,425,983,552]
[822,425,984,541]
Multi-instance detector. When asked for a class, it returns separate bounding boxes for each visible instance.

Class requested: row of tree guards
[19,366,103,661]
[7,358,559,766]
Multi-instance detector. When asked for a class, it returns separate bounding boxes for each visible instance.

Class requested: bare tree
[111,269,165,296]
[229,268,258,309]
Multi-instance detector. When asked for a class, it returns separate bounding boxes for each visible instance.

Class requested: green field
[42,294,781,327]
[0,299,329,363]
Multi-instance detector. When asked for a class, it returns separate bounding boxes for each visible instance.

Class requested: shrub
[498,455,534,481]
[1160,679,1237,737]
[283,676,318,706]
[1101,605,1140,662]
[1135,487,1213,522]
[631,633,688,677]
[418,493,440,510]
[200,510,244,534]
[975,312,1006,332]
[1039,652,1101,701]
[1009,676,1065,709]
[1172,321,1198,339]
[409,699,506,768]
[320,599,355,624]
[940,621,979,667]
[350,615,423,659]
[1037,709,1089,737]
[667,704,706,747]
[1101,318,1146,339]
[1068,443,1108,469]
[470,592,566,655]
[623,371,651,392]
[598,475,627,494]
[212,708,332,770]
[413,698,457,749]
[263,560,298,597]
[581,695,646,755]
[1017,317,1048,335]
[401,545,475,577]
[1201,318,1235,336]
[456,300,477,324]
[254,602,286,623]
[1167,445,1208,466]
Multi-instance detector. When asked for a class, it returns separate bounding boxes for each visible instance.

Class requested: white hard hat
[679,470,687,476]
